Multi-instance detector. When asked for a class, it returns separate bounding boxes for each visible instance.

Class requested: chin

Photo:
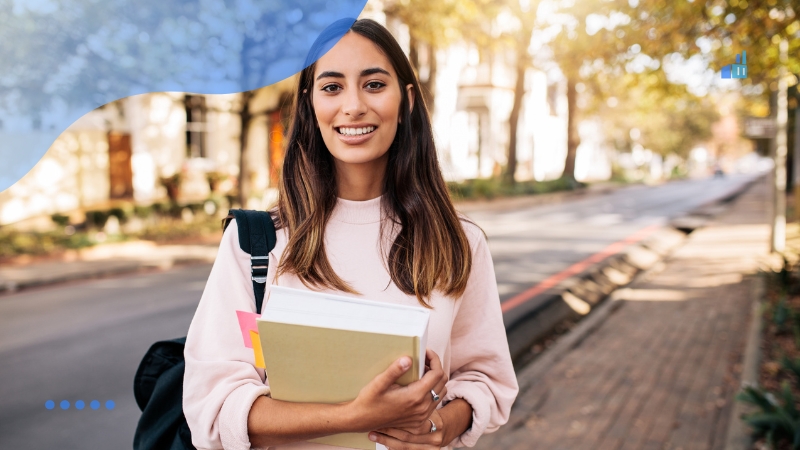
[329,148,389,166]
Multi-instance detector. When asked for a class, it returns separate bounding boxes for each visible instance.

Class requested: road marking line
[500,224,661,313]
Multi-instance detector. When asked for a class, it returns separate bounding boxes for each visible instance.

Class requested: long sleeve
[184,219,271,450]
[442,225,520,448]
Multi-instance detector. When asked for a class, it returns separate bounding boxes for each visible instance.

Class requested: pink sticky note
[236,310,261,348]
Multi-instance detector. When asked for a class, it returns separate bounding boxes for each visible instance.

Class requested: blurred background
[1,0,795,235]
[0,0,798,448]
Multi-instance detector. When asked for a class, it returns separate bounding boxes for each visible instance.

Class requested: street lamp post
[772,38,789,253]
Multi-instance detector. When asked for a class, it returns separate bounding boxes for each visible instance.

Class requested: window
[547,83,559,116]
[185,95,208,158]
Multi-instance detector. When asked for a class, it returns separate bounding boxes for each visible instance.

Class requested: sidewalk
[0,241,218,292]
[476,178,771,450]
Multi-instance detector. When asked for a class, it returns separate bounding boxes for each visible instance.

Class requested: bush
[737,378,800,448]
[51,213,70,227]
[134,205,154,219]
[85,210,110,229]
[736,260,800,449]
[134,217,221,242]
[447,177,583,201]
[0,229,103,257]
[108,204,135,224]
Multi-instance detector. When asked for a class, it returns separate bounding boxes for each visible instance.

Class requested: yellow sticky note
[250,330,265,368]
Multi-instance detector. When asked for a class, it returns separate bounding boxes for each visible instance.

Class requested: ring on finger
[430,389,440,402]
[429,419,437,433]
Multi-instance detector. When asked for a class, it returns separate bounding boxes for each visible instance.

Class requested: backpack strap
[225,209,277,314]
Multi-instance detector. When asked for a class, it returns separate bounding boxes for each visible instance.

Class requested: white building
[0,3,613,228]
[0,78,295,227]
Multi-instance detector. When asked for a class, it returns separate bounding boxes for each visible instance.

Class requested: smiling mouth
[336,126,377,136]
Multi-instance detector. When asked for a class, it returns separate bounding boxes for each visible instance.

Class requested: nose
[341,88,367,118]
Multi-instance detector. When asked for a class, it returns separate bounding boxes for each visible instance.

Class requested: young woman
[183,18,518,450]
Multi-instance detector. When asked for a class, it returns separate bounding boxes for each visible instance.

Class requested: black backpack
[133,209,277,450]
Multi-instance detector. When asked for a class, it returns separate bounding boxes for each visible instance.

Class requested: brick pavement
[476,178,771,450]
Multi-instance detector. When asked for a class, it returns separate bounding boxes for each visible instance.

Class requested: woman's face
[311,32,412,168]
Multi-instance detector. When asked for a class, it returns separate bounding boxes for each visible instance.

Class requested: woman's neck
[334,155,388,201]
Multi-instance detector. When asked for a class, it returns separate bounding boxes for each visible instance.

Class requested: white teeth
[338,126,375,136]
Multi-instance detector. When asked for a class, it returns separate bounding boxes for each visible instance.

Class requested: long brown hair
[274,18,472,307]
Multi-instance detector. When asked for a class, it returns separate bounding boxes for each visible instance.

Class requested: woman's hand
[369,409,446,449]
[369,398,474,450]
[345,349,448,432]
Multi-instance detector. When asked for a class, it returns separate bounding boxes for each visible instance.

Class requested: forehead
[313,32,396,79]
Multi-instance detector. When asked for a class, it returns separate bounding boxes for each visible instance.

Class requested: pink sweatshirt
[183,196,519,449]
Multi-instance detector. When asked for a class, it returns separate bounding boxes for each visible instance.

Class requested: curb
[506,227,685,362]
[511,239,676,397]
[0,261,168,293]
[0,250,217,294]
[454,184,625,214]
[723,272,764,450]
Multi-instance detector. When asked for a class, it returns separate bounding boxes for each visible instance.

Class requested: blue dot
[75,400,85,410]
[60,400,70,410]
[105,400,115,410]
[45,400,54,410]
[90,400,100,410]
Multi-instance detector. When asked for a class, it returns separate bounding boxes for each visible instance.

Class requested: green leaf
[738,386,779,412]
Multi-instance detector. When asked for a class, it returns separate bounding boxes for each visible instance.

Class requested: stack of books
[243,285,431,450]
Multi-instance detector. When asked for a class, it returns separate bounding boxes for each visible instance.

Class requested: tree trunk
[562,75,580,181]
[408,37,436,115]
[237,90,255,208]
[409,34,419,72]
[420,42,437,115]
[505,55,526,186]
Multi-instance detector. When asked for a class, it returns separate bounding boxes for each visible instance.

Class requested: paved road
[473,174,761,327]
[0,173,762,449]
[0,267,208,450]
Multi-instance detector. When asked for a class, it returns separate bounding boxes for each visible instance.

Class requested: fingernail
[369,433,377,442]
[400,357,410,370]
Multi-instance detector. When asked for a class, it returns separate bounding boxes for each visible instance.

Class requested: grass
[447,177,584,201]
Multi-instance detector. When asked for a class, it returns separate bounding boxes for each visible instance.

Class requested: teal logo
[721,51,747,79]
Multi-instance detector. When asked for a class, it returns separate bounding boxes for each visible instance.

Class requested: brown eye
[365,81,386,90]
[322,84,341,93]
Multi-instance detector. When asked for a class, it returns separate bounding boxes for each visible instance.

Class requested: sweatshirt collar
[330,195,383,224]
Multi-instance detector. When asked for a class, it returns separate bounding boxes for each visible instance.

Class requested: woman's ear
[400,83,415,123]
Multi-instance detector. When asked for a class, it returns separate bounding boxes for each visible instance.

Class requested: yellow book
[256,286,430,450]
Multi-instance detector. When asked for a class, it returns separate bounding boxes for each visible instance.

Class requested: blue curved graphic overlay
[0,0,367,193]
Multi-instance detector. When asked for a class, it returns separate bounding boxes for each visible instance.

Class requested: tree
[592,72,719,160]
[383,0,502,113]
[542,0,728,180]
[500,0,540,185]
[543,0,633,181]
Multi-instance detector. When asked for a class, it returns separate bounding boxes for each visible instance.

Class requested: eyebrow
[316,67,391,80]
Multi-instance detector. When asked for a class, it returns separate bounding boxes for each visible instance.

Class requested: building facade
[0,5,613,228]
